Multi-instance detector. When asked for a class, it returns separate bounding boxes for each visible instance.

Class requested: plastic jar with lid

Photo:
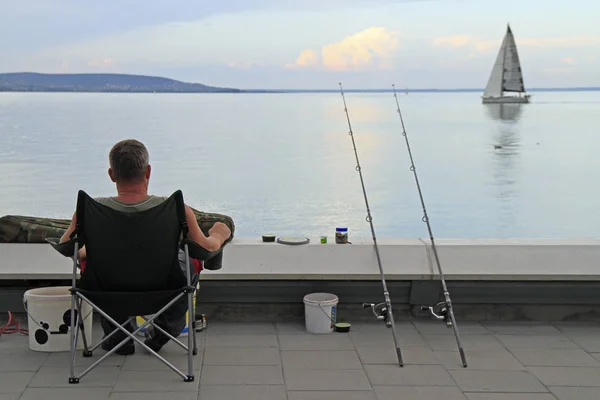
[335,227,348,244]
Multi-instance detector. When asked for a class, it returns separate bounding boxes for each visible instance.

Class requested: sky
[0,0,598,89]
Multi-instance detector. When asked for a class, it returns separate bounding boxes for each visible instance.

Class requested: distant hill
[0,72,241,93]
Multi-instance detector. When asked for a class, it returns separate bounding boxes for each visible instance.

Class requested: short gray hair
[109,139,149,182]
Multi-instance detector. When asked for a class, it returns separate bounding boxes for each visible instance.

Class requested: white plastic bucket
[23,286,93,352]
[303,293,339,334]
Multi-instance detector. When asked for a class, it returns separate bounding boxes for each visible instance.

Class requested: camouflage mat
[0,207,235,245]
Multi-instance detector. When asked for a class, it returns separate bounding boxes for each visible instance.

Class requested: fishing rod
[339,82,404,368]
[391,84,467,367]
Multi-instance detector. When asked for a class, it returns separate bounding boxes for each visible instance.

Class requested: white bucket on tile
[303,293,338,334]
[23,286,93,352]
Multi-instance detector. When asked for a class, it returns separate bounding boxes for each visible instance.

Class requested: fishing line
[339,82,404,367]
[391,84,468,367]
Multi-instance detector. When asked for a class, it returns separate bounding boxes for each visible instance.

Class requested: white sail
[482,24,529,103]
[483,33,507,97]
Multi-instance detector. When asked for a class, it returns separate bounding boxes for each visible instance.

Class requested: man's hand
[208,222,232,242]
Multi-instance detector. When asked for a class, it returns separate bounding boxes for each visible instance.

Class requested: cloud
[561,57,574,65]
[288,50,319,68]
[287,27,400,71]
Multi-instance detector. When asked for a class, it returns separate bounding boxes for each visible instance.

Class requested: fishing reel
[363,302,392,327]
[421,302,452,328]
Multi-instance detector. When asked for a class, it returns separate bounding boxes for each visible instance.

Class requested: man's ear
[146,165,151,179]
[108,168,117,182]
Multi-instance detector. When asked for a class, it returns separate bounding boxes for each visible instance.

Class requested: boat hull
[482,95,530,104]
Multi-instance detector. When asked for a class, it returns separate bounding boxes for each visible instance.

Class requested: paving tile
[205,334,278,348]
[356,346,440,365]
[549,386,600,400]
[276,322,314,334]
[435,350,525,370]
[351,321,419,335]
[495,335,577,349]
[528,366,600,387]
[350,332,428,347]
[206,322,276,334]
[44,351,125,367]
[29,366,119,388]
[464,394,558,400]
[0,394,21,400]
[551,321,600,335]
[483,322,563,336]
[199,385,287,400]
[364,364,455,386]
[113,370,200,392]
[0,351,48,371]
[282,350,362,369]
[110,392,197,400]
[278,334,354,350]
[287,391,376,400]
[561,336,600,352]
[374,386,467,400]
[142,337,204,356]
[203,346,280,366]
[19,387,112,400]
[0,371,35,393]
[200,366,284,385]
[591,353,600,362]
[284,369,371,391]
[0,334,30,354]
[414,320,489,335]
[449,370,548,392]
[423,334,506,351]
[510,349,600,367]
[122,353,202,371]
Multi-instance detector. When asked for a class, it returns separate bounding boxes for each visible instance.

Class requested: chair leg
[192,311,198,356]
[69,292,79,384]
[76,298,92,358]
[186,289,194,382]
[192,285,198,356]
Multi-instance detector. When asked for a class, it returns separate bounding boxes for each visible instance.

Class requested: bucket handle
[23,297,93,332]
[315,302,337,324]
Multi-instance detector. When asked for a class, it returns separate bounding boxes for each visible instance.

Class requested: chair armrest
[46,237,79,258]
[180,239,223,270]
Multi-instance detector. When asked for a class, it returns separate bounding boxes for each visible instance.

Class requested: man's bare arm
[60,212,77,244]
[184,205,231,252]
[60,212,86,261]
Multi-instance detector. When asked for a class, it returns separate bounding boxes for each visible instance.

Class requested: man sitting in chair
[59,139,231,355]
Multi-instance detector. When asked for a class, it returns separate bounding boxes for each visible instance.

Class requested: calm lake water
[0,91,599,239]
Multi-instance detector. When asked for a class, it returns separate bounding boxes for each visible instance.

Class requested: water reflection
[485,104,524,232]
[485,103,523,122]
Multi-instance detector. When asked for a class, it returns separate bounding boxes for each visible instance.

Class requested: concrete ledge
[425,238,600,281]
[1,238,600,281]
[201,238,428,280]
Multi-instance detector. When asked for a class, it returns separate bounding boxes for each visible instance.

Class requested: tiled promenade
[1,318,600,399]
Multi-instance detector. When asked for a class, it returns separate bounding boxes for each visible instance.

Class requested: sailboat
[482,24,530,104]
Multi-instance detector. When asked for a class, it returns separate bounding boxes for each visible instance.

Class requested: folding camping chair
[48,190,223,384]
